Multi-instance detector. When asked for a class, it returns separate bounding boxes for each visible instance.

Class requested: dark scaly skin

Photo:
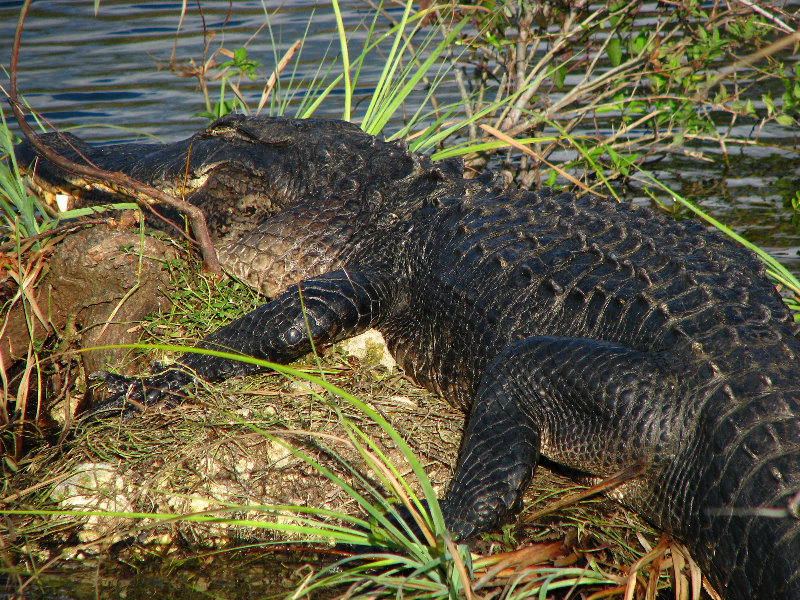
[17,115,800,599]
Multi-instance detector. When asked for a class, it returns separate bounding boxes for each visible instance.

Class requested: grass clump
[0,112,53,245]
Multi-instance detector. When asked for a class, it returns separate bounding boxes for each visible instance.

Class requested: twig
[0,219,106,253]
[700,28,800,97]
[256,39,302,115]
[8,0,221,274]
[734,0,795,34]
[480,123,599,195]
[523,462,647,523]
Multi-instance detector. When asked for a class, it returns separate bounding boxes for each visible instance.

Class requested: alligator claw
[80,371,147,421]
[81,368,193,421]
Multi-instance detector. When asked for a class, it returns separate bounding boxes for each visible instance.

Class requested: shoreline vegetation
[2,1,800,598]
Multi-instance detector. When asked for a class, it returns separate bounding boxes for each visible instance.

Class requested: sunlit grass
[0,109,53,245]
[2,343,669,599]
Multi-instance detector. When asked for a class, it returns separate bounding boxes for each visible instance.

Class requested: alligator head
[16,114,462,296]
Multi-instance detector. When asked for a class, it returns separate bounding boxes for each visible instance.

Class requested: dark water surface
[3,0,368,136]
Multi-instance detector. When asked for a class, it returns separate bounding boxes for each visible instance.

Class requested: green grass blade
[363,17,469,136]
[298,74,344,119]
[361,0,415,128]
[0,110,55,244]
[330,0,352,122]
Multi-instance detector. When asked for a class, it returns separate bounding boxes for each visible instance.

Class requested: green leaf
[606,38,622,67]
[554,64,567,88]
[762,93,776,116]
[631,32,648,55]
[713,84,728,103]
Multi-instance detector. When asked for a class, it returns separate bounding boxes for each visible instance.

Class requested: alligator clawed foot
[79,371,148,421]
[80,369,190,421]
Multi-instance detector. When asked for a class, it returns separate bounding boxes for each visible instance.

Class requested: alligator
[16,114,800,599]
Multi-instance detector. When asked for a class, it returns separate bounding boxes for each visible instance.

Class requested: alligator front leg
[442,336,682,540]
[88,266,396,418]
[439,370,541,539]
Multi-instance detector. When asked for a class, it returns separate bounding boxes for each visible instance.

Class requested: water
[4,0,445,138]
[3,0,367,138]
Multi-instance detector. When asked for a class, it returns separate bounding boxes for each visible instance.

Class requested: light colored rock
[287,379,326,396]
[51,462,136,544]
[337,329,396,370]
[389,395,416,407]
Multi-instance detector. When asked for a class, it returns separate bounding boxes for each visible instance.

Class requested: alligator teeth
[55,193,71,212]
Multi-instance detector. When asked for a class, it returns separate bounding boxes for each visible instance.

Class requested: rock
[336,329,396,370]
[50,462,135,544]
[1,226,176,376]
